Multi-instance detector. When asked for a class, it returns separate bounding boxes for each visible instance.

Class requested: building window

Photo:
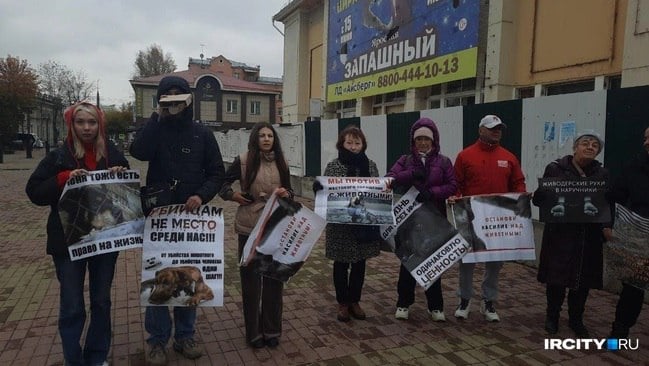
[606,75,621,90]
[517,87,535,99]
[336,99,357,118]
[544,79,595,96]
[151,95,157,108]
[234,72,240,79]
[250,101,261,115]
[445,95,475,107]
[446,78,476,94]
[427,77,478,109]
[226,100,238,114]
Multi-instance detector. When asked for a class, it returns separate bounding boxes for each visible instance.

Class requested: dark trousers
[546,284,589,324]
[396,264,443,311]
[333,260,366,305]
[238,234,283,343]
[613,283,645,329]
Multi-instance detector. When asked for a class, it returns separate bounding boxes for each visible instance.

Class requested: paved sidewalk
[0,149,647,365]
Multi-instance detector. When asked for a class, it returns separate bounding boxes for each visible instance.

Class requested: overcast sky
[0,0,290,106]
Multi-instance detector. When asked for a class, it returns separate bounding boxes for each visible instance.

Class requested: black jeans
[333,260,366,304]
[546,284,589,324]
[396,264,443,311]
[614,283,645,329]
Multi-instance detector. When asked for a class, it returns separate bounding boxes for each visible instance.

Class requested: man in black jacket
[605,126,649,339]
[130,76,225,364]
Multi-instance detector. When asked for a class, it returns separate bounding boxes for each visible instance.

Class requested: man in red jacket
[451,115,526,322]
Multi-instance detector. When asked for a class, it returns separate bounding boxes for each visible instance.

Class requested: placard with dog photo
[59,169,145,261]
[448,193,536,263]
[140,204,225,307]
[314,176,394,225]
[241,192,326,283]
[392,196,471,290]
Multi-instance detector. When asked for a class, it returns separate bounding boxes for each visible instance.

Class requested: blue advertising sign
[327,0,480,102]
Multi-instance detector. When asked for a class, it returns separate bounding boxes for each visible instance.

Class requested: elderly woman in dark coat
[532,131,609,337]
[320,126,380,322]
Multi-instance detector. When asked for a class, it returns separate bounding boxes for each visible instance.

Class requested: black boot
[545,314,559,335]
[609,321,629,339]
[568,288,589,337]
[568,320,590,338]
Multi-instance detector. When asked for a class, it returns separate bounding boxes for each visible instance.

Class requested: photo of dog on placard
[140,266,215,306]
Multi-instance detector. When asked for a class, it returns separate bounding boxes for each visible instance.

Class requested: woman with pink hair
[26,102,129,366]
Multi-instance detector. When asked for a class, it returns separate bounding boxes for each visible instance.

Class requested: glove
[415,191,432,203]
[412,169,426,181]
[312,180,324,193]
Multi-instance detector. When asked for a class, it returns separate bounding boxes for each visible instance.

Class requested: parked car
[10,133,41,150]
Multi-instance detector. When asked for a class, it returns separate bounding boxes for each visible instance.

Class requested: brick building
[130,55,282,130]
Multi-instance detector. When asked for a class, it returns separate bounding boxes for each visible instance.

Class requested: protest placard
[241,192,326,282]
[379,187,422,251]
[605,204,649,290]
[389,194,470,289]
[60,169,144,261]
[448,193,536,263]
[536,177,610,223]
[314,176,394,225]
[140,204,225,307]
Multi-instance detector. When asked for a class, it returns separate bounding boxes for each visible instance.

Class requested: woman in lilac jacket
[386,117,457,321]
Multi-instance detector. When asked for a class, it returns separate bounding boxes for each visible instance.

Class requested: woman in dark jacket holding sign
[386,117,456,322]
[319,126,380,323]
[26,102,128,366]
[219,122,293,349]
[532,131,609,337]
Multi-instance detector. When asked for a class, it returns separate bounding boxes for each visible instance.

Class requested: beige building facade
[273,0,649,122]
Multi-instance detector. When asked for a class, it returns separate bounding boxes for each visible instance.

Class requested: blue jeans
[145,306,196,345]
[53,252,118,366]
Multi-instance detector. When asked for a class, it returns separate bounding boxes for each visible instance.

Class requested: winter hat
[479,115,506,129]
[156,76,191,100]
[574,130,604,154]
[413,126,434,140]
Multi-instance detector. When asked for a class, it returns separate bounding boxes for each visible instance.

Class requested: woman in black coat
[532,131,609,338]
[26,102,129,366]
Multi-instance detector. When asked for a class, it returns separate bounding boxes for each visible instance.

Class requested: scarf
[338,148,370,177]
[261,151,276,162]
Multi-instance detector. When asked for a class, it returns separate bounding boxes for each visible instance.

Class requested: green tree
[133,44,177,78]
[0,55,39,145]
[104,102,133,137]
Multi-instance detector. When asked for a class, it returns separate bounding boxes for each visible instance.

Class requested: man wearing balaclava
[130,75,225,364]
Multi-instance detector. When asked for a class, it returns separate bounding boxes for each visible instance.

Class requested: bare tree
[133,44,177,78]
[37,60,94,105]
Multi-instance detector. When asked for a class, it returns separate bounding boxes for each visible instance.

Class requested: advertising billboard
[327,0,480,102]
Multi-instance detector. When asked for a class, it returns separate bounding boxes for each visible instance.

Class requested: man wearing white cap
[450,114,526,322]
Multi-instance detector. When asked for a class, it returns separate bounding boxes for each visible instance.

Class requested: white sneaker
[454,298,471,319]
[480,300,500,322]
[395,307,409,320]
[429,310,446,322]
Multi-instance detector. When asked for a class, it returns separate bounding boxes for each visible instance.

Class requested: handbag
[140,182,174,215]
